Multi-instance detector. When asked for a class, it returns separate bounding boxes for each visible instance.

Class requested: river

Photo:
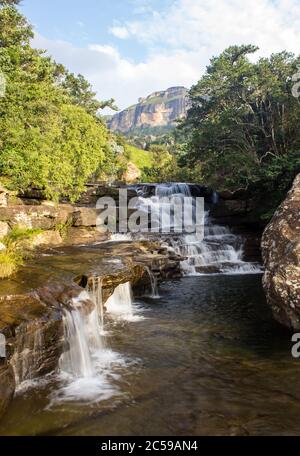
[1,274,300,436]
[0,183,298,436]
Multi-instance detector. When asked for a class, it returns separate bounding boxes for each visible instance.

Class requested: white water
[56,286,122,402]
[105,282,144,321]
[144,266,160,299]
[135,183,195,233]
[135,184,262,276]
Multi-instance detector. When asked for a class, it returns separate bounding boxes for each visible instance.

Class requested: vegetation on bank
[0,226,43,278]
[0,2,118,202]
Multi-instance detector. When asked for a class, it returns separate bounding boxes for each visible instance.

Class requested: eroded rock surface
[0,239,182,418]
[261,174,300,329]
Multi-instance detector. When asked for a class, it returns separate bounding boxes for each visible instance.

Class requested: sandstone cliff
[261,174,300,329]
[109,86,189,134]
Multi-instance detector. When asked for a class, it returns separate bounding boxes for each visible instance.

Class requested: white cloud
[32,0,300,111]
[109,26,130,39]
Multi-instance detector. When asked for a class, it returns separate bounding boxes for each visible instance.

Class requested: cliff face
[109,86,189,134]
[261,174,300,329]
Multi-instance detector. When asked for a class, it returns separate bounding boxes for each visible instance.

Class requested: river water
[1,274,300,436]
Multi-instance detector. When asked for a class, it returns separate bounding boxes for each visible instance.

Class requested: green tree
[62,72,118,117]
[179,45,300,192]
[0,4,114,201]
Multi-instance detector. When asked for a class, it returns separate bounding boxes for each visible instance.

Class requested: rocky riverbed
[0,239,182,419]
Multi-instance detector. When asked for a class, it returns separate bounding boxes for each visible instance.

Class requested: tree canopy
[179,45,300,195]
[0,3,116,201]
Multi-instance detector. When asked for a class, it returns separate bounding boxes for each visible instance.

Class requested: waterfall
[88,277,105,334]
[59,290,104,379]
[135,183,194,233]
[11,322,44,388]
[59,293,95,378]
[144,266,160,299]
[135,183,262,275]
[155,183,191,198]
[105,282,135,320]
[56,282,121,402]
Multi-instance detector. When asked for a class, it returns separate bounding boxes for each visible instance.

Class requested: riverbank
[1,274,298,436]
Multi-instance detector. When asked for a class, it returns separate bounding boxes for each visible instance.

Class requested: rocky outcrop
[261,174,300,329]
[109,86,188,134]
[0,204,74,230]
[122,162,141,184]
[0,239,183,418]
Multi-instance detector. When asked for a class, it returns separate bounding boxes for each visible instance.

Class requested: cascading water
[105,282,144,321]
[10,322,44,388]
[144,266,160,299]
[59,294,95,379]
[134,183,262,276]
[56,282,121,402]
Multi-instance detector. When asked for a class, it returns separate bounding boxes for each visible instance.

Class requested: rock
[122,162,141,184]
[211,200,248,217]
[0,205,73,230]
[109,86,188,133]
[0,236,183,416]
[218,188,250,200]
[64,227,109,245]
[72,207,101,227]
[0,185,8,208]
[0,364,15,420]
[261,174,300,329]
[0,221,9,240]
[29,230,63,248]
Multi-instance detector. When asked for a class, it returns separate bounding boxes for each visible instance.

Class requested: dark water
[1,274,300,436]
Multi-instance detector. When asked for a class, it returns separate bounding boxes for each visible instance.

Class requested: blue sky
[20,0,300,111]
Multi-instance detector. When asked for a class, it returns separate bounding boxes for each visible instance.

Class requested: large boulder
[0,205,73,230]
[261,174,300,329]
[122,162,141,184]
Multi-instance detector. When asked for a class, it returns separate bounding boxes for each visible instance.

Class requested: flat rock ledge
[0,240,183,419]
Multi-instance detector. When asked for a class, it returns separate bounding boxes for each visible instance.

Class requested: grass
[0,226,43,279]
[54,219,72,239]
[125,145,154,170]
[4,226,43,245]
[0,250,22,278]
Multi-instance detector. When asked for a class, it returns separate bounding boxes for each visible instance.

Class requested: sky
[20,0,300,111]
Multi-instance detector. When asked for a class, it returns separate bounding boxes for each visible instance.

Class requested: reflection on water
[1,275,300,436]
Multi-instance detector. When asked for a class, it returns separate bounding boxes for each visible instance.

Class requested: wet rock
[261,174,300,329]
[0,237,182,415]
[64,226,109,245]
[0,364,15,420]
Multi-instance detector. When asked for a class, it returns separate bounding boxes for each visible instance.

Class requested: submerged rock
[261,174,300,329]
